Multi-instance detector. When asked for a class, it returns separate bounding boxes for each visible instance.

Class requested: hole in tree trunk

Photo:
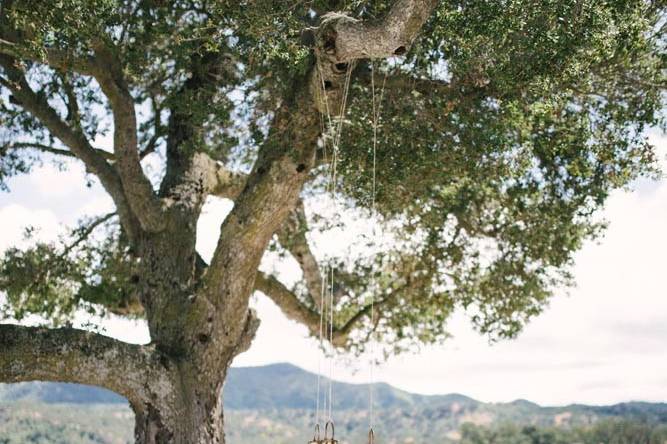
[300,29,316,47]
[333,62,348,73]
[323,80,334,90]
[394,45,407,56]
[197,333,210,344]
[324,36,336,54]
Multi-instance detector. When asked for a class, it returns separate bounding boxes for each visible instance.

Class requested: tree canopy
[1,1,665,441]
[1,0,665,356]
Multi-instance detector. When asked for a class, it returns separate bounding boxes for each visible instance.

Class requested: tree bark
[0,324,159,407]
[0,1,438,442]
[131,364,229,444]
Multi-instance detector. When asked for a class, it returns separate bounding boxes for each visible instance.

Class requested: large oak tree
[0,0,665,442]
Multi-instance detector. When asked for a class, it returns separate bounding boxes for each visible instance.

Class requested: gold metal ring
[324,420,335,439]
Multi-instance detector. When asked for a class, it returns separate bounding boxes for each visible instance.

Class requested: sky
[0,131,666,408]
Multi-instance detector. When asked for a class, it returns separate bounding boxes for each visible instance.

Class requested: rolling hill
[1,363,666,443]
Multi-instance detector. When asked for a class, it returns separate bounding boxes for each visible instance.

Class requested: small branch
[60,212,117,258]
[59,73,81,129]
[277,199,323,309]
[256,272,373,348]
[4,142,75,158]
[255,272,325,336]
[0,324,160,405]
[337,293,393,338]
[356,67,456,96]
[232,309,260,357]
[5,142,115,161]
[139,135,160,159]
[139,94,164,160]
[0,38,98,76]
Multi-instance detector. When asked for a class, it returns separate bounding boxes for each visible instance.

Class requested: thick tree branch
[0,324,161,405]
[317,0,438,61]
[91,42,165,232]
[199,0,440,349]
[0,58,140,242]
[310,0,437,114]
[203,78,321,355]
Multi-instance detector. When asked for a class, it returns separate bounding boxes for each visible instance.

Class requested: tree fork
[0,1,441,442]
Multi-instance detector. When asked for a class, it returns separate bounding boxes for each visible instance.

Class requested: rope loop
[308,423,322,444]
[324,420,335,440]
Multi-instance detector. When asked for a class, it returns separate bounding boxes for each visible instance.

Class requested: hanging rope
[309,52,391,444]
[314,60,329,433]
[327,61,354,423]
[368,58,388,443]
[311,58,354,442]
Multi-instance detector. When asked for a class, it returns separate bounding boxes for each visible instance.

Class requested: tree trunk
[133,396,226,444]
[128,224,239,444]
[132,364,229,444]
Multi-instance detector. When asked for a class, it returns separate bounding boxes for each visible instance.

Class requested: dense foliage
[460,421,667,444]
[1,0,665,355]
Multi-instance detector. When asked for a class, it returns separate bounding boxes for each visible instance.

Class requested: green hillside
[1,363,666,443]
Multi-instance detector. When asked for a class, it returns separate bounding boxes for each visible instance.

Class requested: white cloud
[0,204,60,251]
[0,161,109,225]
[27,162,89,198]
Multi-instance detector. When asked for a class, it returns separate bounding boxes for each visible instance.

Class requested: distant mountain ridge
[224,363,476,411]
[1,363,667,444]
[1,362,664,415]
[0,362,476,409]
